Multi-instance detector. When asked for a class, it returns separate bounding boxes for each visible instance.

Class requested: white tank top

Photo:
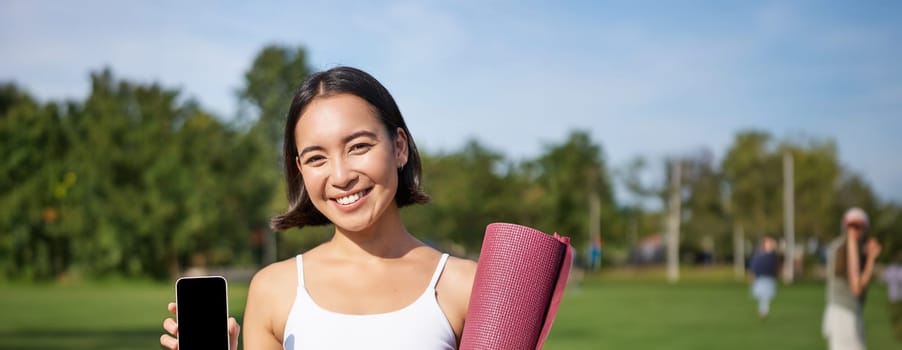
[282,254,457,350]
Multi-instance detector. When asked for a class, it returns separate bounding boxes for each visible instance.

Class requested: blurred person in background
[588,236,602,271]
[822,207,882,350]
[748,236,780,320]
[885,253,902,342]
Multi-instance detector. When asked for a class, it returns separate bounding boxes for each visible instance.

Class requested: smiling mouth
[334,188,371,205]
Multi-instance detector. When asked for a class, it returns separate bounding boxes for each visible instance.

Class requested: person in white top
[886,259,902,342]
[160,66,477,350]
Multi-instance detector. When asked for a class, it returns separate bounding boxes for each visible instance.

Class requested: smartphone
[176,276,230,350]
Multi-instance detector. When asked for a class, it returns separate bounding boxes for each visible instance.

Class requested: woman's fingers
[162,302,180,349]
[160,333,178,350]
[228,317,240,350]
[162,303,238,350]
[228,317,240,335]
[865,238,881,256]
[163,317,178,336]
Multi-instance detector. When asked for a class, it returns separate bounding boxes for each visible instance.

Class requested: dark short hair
[270,66,429,231]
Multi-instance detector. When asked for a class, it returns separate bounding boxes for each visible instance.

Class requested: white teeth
[336,192,363,205]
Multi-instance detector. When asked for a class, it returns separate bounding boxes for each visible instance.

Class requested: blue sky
[2,0,901,203]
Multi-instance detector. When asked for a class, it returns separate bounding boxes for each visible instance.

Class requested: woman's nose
[330,158,356,189]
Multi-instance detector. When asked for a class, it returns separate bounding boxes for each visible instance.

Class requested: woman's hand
[865,238,882,260]
[160,302,241,350]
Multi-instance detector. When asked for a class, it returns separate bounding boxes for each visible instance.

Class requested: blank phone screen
[176,276,229,350]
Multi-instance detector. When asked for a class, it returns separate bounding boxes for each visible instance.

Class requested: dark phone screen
[176,276,229,350]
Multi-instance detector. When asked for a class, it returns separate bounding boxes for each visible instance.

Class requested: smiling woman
[291,94,409,233]
[160,67,476,350]
[272,67,431,230]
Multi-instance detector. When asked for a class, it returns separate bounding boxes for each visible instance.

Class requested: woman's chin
[332,218,375,234]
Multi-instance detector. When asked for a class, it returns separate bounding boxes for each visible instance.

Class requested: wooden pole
[782,152,795,283]
[733,223,745,280]
[589,192,601,243]
[667,160,681,283]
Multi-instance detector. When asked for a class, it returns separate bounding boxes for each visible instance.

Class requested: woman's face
[845,221,867,241]
[294,93,407,233]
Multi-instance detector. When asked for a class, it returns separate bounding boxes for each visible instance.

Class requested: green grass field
[0,281,248,350]
[0,272,896,349]
[545,278,895,349]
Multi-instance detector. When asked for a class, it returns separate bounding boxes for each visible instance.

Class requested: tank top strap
[427,253,450,290]
[295,255,305,287]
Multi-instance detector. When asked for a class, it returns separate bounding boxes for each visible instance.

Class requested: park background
[1,1,900,349]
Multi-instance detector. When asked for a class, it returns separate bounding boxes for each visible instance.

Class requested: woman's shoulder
[438,255,477,300]
[434,254,476,335]
[244,256,302,344]
[249,256,299,293]
[444,256,477,284]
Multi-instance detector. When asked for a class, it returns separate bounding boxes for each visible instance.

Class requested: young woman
[822,207,882,350]
[161,66,477,350]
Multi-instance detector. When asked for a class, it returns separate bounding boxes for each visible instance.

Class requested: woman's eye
[350,143,373,153]
[303,155,325,165]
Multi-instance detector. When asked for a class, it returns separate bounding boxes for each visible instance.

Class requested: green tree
[0,84,72,279]
[679,149,729,260]
[722,131,782,239]
[778,138,840,240]
[239,45,311,148]
[236,45,315,260]
[67,69,257,278]
[614,156,666,246]
[405,140,513,252]
[531,131,615,250]
[0,68,273,280]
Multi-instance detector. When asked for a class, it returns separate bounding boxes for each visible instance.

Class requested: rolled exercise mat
[459,223,573,350]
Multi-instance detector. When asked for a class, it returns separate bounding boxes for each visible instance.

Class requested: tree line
[1,45,899,281]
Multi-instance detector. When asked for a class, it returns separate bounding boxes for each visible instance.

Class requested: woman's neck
[328,211,422,260]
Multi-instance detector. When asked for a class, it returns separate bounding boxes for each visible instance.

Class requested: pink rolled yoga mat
[459,223,572,350]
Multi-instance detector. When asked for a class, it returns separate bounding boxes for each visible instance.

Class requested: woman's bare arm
[437,257,477,344]
[846,236,880,296]
[243,263,292,350]
[846,235,863,295]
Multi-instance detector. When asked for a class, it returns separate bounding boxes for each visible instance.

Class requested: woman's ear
[295,156,303,172]
[394,128,409,169]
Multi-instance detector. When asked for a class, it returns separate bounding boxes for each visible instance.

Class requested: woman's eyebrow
[298,145,324,158]
[342,130,378,144]
[298,130,379,158]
